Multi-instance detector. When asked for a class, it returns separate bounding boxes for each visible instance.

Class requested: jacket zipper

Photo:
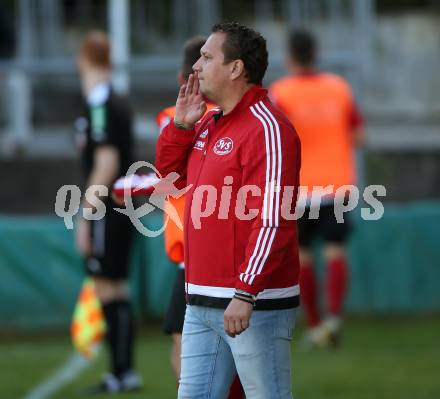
[185,121,214,303]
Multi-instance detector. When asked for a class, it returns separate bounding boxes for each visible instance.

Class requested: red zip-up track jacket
[156,86,301,310]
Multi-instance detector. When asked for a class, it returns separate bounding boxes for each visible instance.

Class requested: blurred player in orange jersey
[270,30,365,348]
[157,36,244,398]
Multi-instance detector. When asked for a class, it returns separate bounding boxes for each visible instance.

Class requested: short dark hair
[288,30,317,67]
[212,22,268,85]
[79,30,111,69]
[181,36,206,80]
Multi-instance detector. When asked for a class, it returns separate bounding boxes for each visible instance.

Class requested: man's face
[193,33,231,101]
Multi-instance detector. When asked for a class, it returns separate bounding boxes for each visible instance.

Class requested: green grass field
[1,317,439,399]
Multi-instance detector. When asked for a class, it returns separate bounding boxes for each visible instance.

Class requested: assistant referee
[75,31,141,394]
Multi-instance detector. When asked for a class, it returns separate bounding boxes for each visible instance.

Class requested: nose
[193,57,202,72]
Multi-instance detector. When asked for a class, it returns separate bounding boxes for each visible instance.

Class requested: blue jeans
[178,305,296,399]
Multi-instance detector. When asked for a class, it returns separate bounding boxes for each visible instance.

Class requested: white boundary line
[23,352,94,399]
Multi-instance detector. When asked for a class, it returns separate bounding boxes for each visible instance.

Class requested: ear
[230,60,245,81]
[177,71,185,86]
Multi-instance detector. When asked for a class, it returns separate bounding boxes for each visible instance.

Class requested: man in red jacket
[157,35,244,399]
[156,22,301,398]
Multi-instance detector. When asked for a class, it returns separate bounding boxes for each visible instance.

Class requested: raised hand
[174,72,207,130]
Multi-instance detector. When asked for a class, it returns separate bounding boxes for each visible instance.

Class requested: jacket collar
[87,81,111,107]
[219,85,267,119]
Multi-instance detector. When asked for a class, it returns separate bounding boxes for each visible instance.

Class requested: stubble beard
[199,84,216,104]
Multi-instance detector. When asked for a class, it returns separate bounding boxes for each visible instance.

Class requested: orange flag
[71,278,106,358]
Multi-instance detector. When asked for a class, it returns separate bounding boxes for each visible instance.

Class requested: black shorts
[298,204,351,248]
[163,268,186,334]
[85,207,134,280]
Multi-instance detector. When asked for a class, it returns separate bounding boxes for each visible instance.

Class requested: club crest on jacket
[214,137,233,155]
